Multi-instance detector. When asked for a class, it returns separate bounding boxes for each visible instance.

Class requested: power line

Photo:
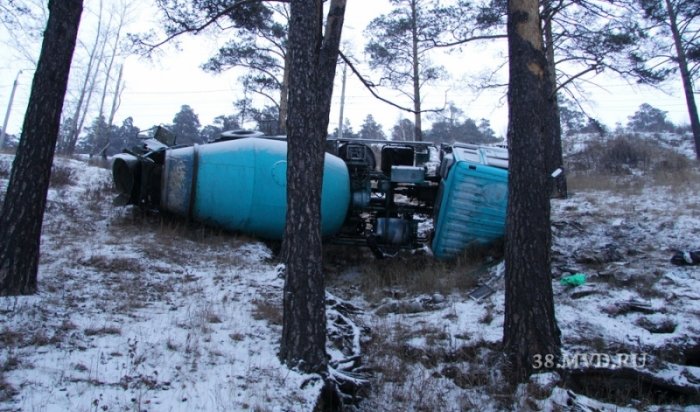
[123,88,239,95]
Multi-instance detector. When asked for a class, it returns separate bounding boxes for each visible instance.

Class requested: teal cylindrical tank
[160,137,350,239]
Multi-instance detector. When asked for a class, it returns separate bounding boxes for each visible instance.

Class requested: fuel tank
[160,137,350,239]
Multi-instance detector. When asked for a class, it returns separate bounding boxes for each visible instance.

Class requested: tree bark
[503,0,561,382]
[108,64,124,128]
[665,0,700,160]
[279,51,290,135]
[98,1,127,126]
[543,11,567,198]
[280,0,345,374]
[0,0,83,295]
[411,0,423,141]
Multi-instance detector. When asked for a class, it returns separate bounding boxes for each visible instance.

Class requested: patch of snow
[0,154,323,411]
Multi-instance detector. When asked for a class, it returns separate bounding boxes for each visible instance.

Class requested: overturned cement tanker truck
[111,129,508,259]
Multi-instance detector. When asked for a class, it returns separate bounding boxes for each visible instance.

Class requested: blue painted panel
[432,153,508,259]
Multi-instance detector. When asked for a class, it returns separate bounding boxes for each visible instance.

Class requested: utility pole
[0,70,23,149]
[336,62,347,139]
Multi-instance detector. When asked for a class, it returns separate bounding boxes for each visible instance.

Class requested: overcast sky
[0,0,693,139]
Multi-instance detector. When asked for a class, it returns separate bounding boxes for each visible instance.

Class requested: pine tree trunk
[543,13,567,198]
[665,0,700,160]
[0,0,83,295]
[503,0,561,382]
[411,0,423,142]
[280,0,345,374]
[279,52,290,135]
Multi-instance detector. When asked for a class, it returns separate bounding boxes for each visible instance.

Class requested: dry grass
[229,332,246,342]
[0,345,23,402]
[0,329,23,347]
[361,318,512,410]
[198,304,223,324]
[252,299,283,326]
[0,377,15,399]
[325,242,500,304]
[371,257,483,301]
[567,135,652,173]
[108,206,255,271]
[652,166,700,189]
[0,159,9,179]
[78,254,142,273]
[86,156,111,169]
[49,164,75,187]
[81,179,114,213]
[567,173,646,194]
[84,325,122,337]
[0,355,22,375]
[566,134,698,194]
[567,165,700,195]
[479,303,495,325]
[564,368,699,407]
[0,327,63,348]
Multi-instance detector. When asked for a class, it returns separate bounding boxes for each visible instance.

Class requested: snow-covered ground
[327,177,700,410]
[0,156,322,411]
[1,133,699,411]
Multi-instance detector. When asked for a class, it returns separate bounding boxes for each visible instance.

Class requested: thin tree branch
[142,0,290,51]
[429,34,507,48]
[339,51,443,115]
[554,66,598,94]
[251,88,281,110]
